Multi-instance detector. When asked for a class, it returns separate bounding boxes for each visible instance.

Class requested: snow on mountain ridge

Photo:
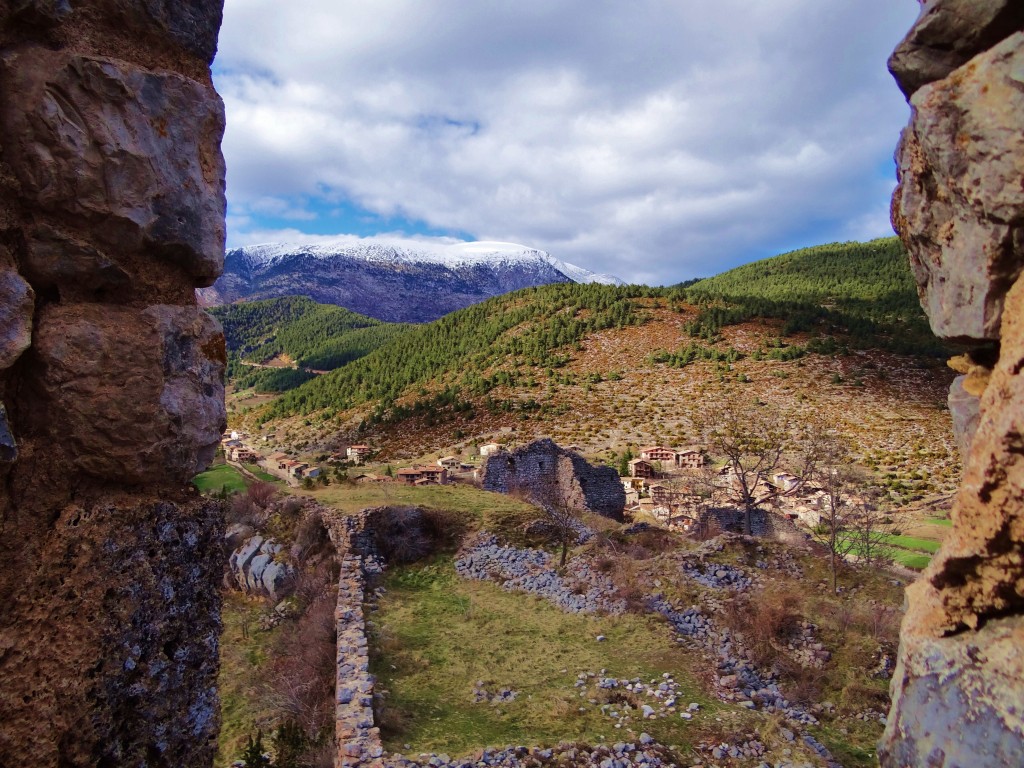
[229,239,623,285]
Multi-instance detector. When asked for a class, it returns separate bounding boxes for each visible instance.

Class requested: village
[219,431,849,536]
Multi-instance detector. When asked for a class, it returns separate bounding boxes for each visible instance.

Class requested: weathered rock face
[0,2,227,766]
[481,438,625,521]
[228,535,295,602]
[882,5,1024,765]
[889,0,1024,98]
[892,32,1024,342]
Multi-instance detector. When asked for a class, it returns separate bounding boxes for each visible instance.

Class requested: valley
[204,236,960,767]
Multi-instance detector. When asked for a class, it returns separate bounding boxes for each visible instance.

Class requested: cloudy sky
[214,1,920,286]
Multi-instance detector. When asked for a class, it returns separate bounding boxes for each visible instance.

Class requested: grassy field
[891,551,932,570]
[242,462,280,484]
[309,481,543,542]
[193,463,249,495]
[217,594,282,767]
[370,556,730,760]
[886,535,941,554]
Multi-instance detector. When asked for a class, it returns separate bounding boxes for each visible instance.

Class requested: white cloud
[215,0,919,284]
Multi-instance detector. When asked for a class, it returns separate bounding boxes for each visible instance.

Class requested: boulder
[260,561,293,602]
[0,268,34,371]
[246,553,272,592]
[889,0,1024,98]
[225,523,255,553]
[892,33,1024,341]
[28,303,226,484]
[229,535,263,590]
[880,614,1024,767]
[0,48,226,286]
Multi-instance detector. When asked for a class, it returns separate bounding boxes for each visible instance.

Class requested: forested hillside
[212,296,411,392]
[675,237,944,355]
[262,283,646,420]
[228,238,947,423]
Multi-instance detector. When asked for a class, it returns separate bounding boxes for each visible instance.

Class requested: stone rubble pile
[382,738,680,768]
[574,671,701,727]
[786,623,831,670]
[454,534,626,614]
[680,562,753,590]
[472,682,520,705]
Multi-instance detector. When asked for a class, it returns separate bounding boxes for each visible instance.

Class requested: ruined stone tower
[0,2,228,765]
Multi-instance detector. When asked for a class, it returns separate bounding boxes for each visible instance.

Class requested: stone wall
[480,438,625,521]
[881,3,1024,765]
[0,2,227,766]
[323,509,384,768]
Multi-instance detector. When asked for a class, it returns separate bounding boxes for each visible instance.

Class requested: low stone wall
[334,553,382,767]
[321,507,384,768]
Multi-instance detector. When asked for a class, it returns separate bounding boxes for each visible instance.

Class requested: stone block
[0,48,226,286]
[889,0,1024,97]
[0,267,34,371]
[893,33,1024,340]
[28,303,225,484]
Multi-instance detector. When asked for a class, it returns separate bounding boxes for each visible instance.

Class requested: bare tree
[807,439,894,594]
[536,503,584,568]
[695,398,790,535]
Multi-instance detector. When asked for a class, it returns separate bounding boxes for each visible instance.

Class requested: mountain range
[198,239,622,323]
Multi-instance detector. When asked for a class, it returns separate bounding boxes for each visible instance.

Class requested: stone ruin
[0,2,228,765]
[480,438,625,521]
[880,2,1024,765]
[0,2,1021,766]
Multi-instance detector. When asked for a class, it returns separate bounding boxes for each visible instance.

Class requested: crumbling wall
[481,438,625,521]
[881,3,1024,765]
[0,2,227,765]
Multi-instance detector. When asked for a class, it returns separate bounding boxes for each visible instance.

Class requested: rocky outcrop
[228,535,295,602]
[0,3,227,766]
[882,5,1024,765]
[480,438,625,521]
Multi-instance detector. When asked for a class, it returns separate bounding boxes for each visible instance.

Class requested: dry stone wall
[0,2,227,766]
[322,509,385,768]
[881,4,1024,766]
[480,438,625,521]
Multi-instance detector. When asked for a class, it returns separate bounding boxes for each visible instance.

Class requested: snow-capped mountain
[198,239,623,323]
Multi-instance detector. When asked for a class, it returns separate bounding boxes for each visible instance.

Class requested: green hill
[226,238,947,421]
[212,296,412,392]
[262,283,648,420]
[675,237,945,355]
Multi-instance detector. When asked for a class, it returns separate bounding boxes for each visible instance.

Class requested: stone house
[479,442,504,457]
[674,447,705,469]
[347,444,370,463]
[396,466,449,485]
[640,446,677,463]
[480,438,625,521]
[628,458,655,478]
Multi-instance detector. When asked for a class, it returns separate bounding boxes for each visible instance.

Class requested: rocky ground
[446,531,869,767]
